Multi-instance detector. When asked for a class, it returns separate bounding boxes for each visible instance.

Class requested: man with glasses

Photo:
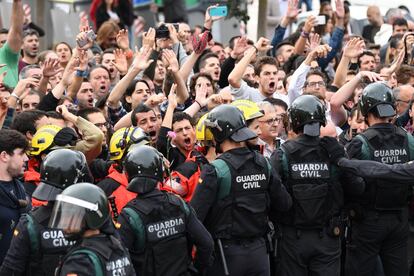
[258,102,283,158]
[393,85,414,116]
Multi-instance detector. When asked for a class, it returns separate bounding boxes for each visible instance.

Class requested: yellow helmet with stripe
[29,125,62,156]
[231,100,264,121]
[196,113,214,143]
[109,127,150,161]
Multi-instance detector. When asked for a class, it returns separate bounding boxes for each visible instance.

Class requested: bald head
[367,6,383,26]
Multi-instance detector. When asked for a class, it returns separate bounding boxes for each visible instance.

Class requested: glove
[320,136,345,164]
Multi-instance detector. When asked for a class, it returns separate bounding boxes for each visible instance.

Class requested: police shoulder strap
[166,192,190,217]
[354,134,372,160]
[405,131,414,160]
[122,207,146,251]
[280,144,290,179]
[72,249,103,276]
[24,214,40,255]
[211,159,231,201]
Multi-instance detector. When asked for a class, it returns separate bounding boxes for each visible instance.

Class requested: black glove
[320,136,346,164]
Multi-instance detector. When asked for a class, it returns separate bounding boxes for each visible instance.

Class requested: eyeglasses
[94,122,110,129]
[259,116,283,125]
[396,99,411,104]
[306,81,326,88]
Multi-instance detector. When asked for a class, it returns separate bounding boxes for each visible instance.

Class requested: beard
[7,165,24,178]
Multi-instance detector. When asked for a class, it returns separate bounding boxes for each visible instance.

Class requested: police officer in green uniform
[345,82,414,276]
[51,183,136,276]
[117,145,214,276]
[0,149,91,275]
[270,95,364,276]
[190,104,292,276]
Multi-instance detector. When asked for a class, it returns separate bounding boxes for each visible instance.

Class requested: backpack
[163,150,208,202]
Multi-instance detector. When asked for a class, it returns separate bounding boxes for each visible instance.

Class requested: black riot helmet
[123,145,164,194]
[33,149,91,201]
[204,104,257,143]
[289,95,326,136]
[358,82,396,118]
[49,183,110,235]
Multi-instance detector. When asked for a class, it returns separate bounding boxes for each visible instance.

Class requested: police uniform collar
[139,189,163,199]
[81,234,112,260]
[220,147,253,169]
[296,134,320,146]
[369,123,394,129]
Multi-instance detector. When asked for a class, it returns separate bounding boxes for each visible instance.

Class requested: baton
[217,239,229,275]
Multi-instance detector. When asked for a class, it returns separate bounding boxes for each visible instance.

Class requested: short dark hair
[77,107,104,120]
[88,65,110,80]
[392,18,408,29]
[357,51,375,67]
[53,42,73,55]
[263,98,288,111]
[0,129,28,155]
[172,112,194,127]
[0,28,8,35]
[131,104,154,126]
[305,69,327,85]
[199,53,219,70]
[11,110,47,136]
[254,56,278,76]
[189,72,215,97]
[45,111,64,120]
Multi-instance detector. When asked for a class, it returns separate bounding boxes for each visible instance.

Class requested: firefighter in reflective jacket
[97,127,149,217]
[190,104,292,276]
[0,149,91,275]
[270,95,365,276]
[345,82,414,276]
[117,145,214,276]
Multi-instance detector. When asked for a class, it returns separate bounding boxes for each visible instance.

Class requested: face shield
[49,194,101,233]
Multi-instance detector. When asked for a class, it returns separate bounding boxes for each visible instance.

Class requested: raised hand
[231,36,248,59]
[357,71,383,82]
[335,0,345,19]
[112,48,128,75]
[162,49,179,73]
[204,5,226,30]
[286,0,299,20]
[308,33,321,52]
[309,44,332,60]
[142,27,156,49]
[116,29,130,50]
[303,15,318,33]
[42,58,61,78]
[255,37,273,52]
[343,38,365,59]
[132,46,154,71]
[168,84,178,110]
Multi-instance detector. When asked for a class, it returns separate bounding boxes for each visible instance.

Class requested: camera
[155,24,179,39]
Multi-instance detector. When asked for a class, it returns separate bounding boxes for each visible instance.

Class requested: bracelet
[253,46,259,53]
[301,31,310,38]
[75,70,85,78]
[202,26,211,32]
[195,100,203,108]
[10,92,20,101]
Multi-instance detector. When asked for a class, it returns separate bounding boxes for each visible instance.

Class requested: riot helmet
[204,104,257,143]
[33,149,91,201]
[49,183,109,240]
[358,82,396,118]
[289,95,326,136]
[124,145,164,194]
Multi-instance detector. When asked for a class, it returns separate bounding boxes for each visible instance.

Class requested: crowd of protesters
[0,0,414,275]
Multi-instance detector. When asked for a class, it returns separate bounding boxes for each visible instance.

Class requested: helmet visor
[49,194,100,232]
